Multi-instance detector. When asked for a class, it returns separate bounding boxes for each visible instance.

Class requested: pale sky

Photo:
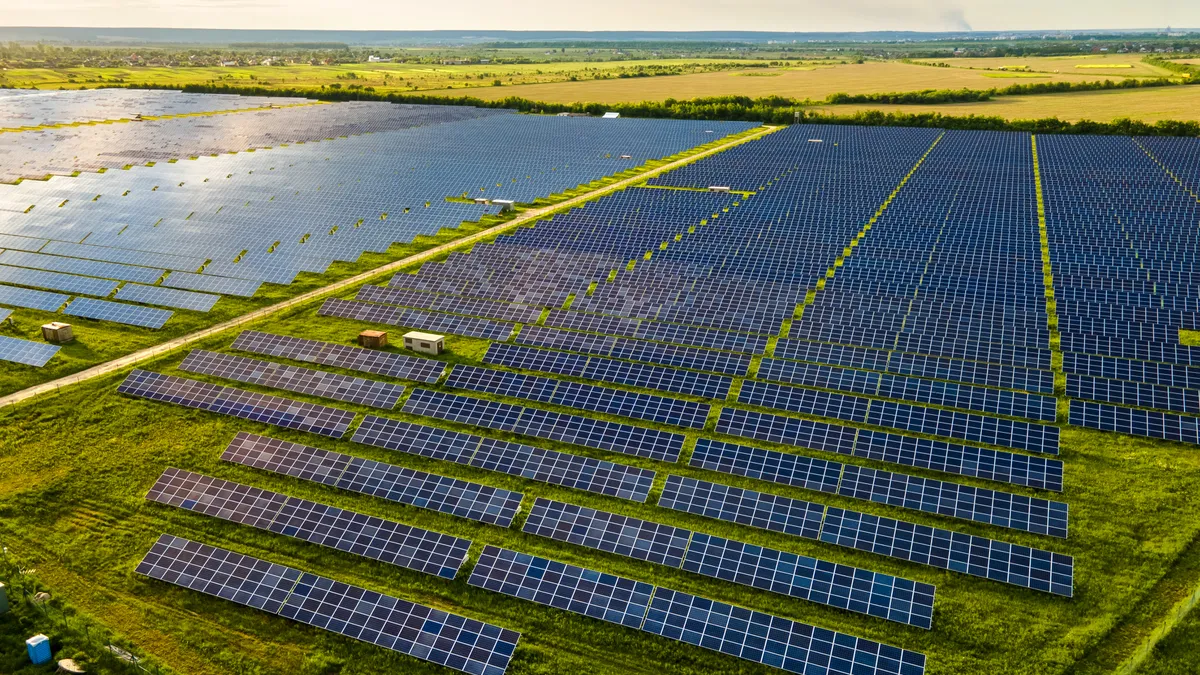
[3,0,1197,34]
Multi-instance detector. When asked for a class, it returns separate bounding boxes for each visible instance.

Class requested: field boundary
[0,124,778,409]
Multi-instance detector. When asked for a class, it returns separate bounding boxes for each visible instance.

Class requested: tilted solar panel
[146,467,471,578]
[180,349,405,409]
[66,298,174,329]
[222,432,523,527]
[118,370,355,437]
[0,334,60,367]
[231,330,446,383]
[137,535,520,675]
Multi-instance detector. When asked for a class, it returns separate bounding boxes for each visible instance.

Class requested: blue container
[26,634,51,665]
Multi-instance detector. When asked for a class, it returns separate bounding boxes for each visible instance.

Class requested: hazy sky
[3,0,1197,33]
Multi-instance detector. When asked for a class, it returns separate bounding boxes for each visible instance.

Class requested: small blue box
[26,634,51,665]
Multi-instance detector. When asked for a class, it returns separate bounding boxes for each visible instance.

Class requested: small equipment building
[403,331,445,355]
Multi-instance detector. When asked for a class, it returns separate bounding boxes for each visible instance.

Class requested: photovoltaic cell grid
[115,283,220,312]
[402,388,686,462]
[515,325,753,376]
[717,406,1059,458]
[180,349,405,409]
[0,284,69,311]
[137,535,520,675]
[445,364,710,429]
[351,416,656,502]
[0,334,60,367]
[660,475,1073,597]
[523,498,936,628]
[690,439,1068,538]
[118,370,356,437]
[484,342,732,399]
[469,546,927,675]
[319,298,515,341]
[231,330,446,383]
[222,432,523,527]
[65,298,174,329]
[146,467,471,579]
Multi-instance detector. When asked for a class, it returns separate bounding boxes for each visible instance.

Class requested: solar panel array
[351,416,655,502]
[0,334,60,367]
[231,330,447,383]
[660,475,1073,597]
[137,535,520,675]
[469,546,927,675]
[1040,135,1200,442]
[523,498,936,628]
[222,431,524,527]
[444,364,710,428]
[0,92,755,330]
[64,298,174,329]
[118,369,356,437]
[402,388,686,462]
[179,349,405,409]
[147,467,471,579]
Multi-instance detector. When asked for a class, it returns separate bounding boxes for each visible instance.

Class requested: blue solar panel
[319,298,515,340]
[0,334,60,367]
[0,250,165,284]
[223,432,523,527]
[1069,400,1200,444]
[445,364,710,429]
[658,474,825,540]
[116,283,219,312]
[0,264,118,296]
[402,388,685,462]
[138,535,520,675]
[146,467,472,579]
[231,331,446,383]
[65,298,173,328]
[118,370,355,437]
[351,416,656,502]
[0,284,69,311]
[163,271,262,297]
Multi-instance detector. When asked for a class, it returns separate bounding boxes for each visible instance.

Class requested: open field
[0,59,772,93]
[910,54,1179,78]
[810,85,1200,122]
[452,61,1151,104]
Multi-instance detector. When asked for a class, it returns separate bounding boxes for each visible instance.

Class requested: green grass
[4,260,1200,674]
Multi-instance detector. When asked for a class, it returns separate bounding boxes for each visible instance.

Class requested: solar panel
[146,468,471,578]
[118,370,356,437]
[137,535,520,675]
[318,298,515,340]
[522,498,936,628]
[716,407,858,455]
[837,464,1069,538]
[866,400,1060,455]
[445,364,710,429]
[690,438,843,494]
[180,350,404,409]
[65,298,174,329]
[41,240,206,272]
[116,283,220,312]
[853,430,1064,492]
[523,498,691,567]
[222,431,523,527]
[483,342,731,398]
[402,388,685,462]
[0,334,60,367]
[351,415,656,502]
[0,263,119,297]
[468,545,655,629]
[820,507,1074,597]
[231,330,446,383]
[468,545,926,673]
[0,250,165,284]
[164,271,262,297]
[1069,400,1200,444]
[642,587,926,675]
[682,532,936,629]
[0,284,69,311]
[658,475,825,540]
